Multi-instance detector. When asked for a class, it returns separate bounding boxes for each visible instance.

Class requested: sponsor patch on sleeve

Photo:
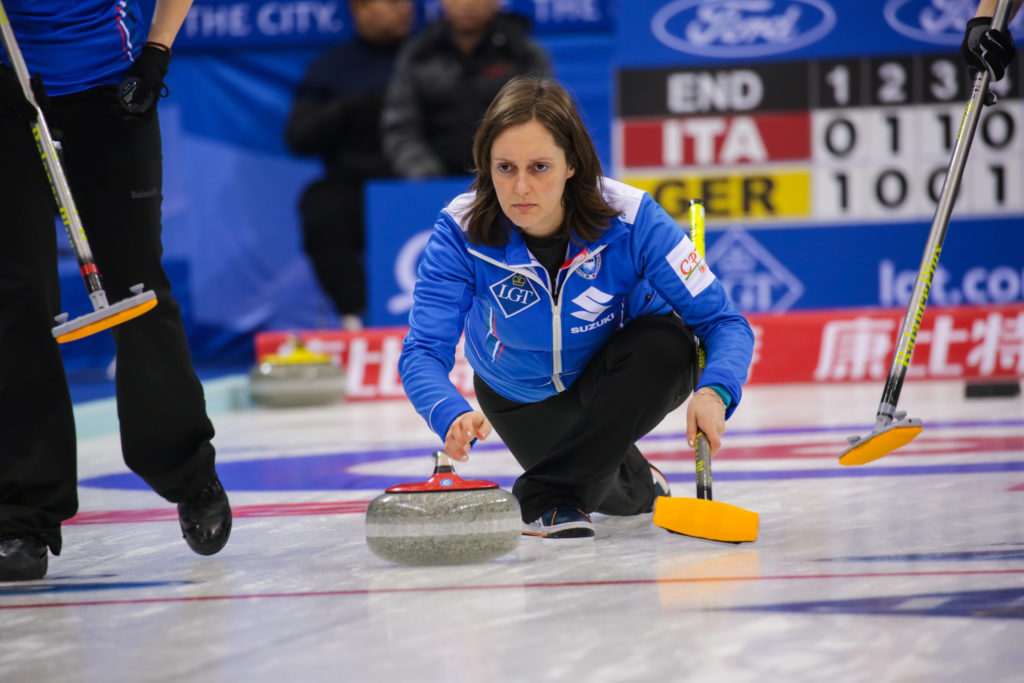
[665,237,715,297]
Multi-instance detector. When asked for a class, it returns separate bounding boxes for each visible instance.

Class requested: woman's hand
[686,388,727,457]
[444,411,492,462]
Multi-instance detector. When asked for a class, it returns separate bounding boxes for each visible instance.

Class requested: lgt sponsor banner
[700,221,1024,313]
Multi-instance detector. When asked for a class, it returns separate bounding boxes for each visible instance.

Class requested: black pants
[0,87,216,553]
[475,314,697,522]
[299,177,366,316]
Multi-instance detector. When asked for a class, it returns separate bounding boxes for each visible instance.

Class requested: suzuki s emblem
[651,0,837,58]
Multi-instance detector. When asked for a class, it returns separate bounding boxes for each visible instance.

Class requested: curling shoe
[651,464,671,497]
[178,475,232,556]
[648,463,671,512]
[523,504,594,539]
[0,533,48,581]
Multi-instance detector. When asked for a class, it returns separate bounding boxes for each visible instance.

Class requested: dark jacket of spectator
[382,12,551,178]
[284,33,407,320]
[286,36,402,182]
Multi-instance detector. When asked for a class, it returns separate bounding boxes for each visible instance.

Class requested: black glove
[117,42,171,114]
[962,16,1016,82]
[0,65,49,122]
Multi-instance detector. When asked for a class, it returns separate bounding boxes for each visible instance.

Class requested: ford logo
[883,0,1021,45]
[651,0,837,58]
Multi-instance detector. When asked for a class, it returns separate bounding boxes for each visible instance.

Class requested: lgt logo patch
[490,272,541,318]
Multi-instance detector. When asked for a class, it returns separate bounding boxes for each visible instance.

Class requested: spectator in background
[382,0,551,179]
[285,0,414,330]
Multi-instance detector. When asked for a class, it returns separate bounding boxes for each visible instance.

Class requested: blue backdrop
[56,0,1024,371]
[59,0,614,370]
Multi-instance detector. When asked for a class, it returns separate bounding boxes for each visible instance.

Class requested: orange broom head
[653,496,759,543]
[839,421,922,467]
[55,297,157,343]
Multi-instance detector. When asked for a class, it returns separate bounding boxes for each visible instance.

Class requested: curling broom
[0,2,157,343]
[653,198,759,543]
[839,0,1013,466]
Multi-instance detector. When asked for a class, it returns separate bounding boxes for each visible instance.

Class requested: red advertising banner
[255,304,1024,401]
[746,304,1024,383]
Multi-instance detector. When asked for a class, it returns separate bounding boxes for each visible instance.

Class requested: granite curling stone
[365,450,521,566]
[248,338,345,408]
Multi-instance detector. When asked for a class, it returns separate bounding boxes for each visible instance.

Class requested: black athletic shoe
[523,504,594,538]
[646,463,672,513]
[178,475,232,556]
[651,463,671,501]
[0,533,48,581]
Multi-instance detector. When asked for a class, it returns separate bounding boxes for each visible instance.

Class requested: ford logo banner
[884,0,1023,45]
[651,0,838,58]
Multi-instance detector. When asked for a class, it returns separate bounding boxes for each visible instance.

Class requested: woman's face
[490,119,575,239]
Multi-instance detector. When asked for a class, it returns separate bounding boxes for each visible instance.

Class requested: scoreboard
[612,0,1024,318]
[616,54,1024,223]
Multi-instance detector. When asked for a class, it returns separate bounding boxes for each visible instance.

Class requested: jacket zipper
[550,244,607,392]
[468,244,608,394]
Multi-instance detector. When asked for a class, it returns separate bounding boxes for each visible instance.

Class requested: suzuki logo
[571,287,615,322]
[651,0,837,58]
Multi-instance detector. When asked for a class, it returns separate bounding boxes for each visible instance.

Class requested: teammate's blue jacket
[1,1,145,96]
[399,177,755,442]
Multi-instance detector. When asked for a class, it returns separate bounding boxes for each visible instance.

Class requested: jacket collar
[471,217,629,268]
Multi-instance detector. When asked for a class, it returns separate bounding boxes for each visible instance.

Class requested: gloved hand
[117,42,171,114]
[962,16,1016,82]
[0,66,48,122]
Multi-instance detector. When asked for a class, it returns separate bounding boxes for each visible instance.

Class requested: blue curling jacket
[1,1,146,96]
[399,178,755,442]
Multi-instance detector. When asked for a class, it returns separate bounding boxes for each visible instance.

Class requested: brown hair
[464,76,619,246]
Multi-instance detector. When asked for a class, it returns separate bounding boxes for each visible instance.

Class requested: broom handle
[688,198,713,501]
[0,1,109,310]
[873,0,1011,429]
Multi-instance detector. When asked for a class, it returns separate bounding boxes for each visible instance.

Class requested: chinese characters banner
[254,303,1024,401]
[746,303,1024,383]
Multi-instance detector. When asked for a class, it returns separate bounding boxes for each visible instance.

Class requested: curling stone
[365,450,521,566]
[248,336,345,407]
